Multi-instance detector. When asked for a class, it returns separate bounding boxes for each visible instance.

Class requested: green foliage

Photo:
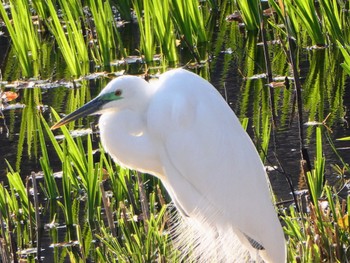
[2,0,350,262]
[149,0,178,63]
[38,113,59,203]
[236,0,260,31]
[268,0,347,46]
[0,0,39,76]
[306,127,325,204]
[285,186,350,262]
[132,0,155,63]
[170,0,207,61]
[338,41,350,75]
[285,0,325,45]
[88,0,125,68]
[318,0,344,44]
[45,0,89,76]
[15,88,42,172]
[96,195,177,262]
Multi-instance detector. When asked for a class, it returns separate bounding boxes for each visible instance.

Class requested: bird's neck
[99,110,163,177]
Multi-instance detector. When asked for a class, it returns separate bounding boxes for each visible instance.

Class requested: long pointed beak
[51,97,105,130]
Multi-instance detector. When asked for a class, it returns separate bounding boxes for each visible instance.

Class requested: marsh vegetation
[1,0,350,262]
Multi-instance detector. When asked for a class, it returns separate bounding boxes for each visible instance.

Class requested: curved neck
[99,110,163,177]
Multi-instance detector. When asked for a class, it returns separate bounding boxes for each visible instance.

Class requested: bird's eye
[115,89,122,96]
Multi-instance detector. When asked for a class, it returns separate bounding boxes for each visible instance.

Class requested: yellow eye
[115,89,122,96]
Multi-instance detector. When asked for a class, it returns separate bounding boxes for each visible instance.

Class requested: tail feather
[168,204,265,262]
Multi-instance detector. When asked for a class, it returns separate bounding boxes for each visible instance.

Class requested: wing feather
[147,69,285,262]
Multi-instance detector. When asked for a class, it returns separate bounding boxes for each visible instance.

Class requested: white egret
[52,69,286,262]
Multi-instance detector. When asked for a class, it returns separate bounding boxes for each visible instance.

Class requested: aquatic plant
[338,41,350,75]
[0,0,40,77]
[87,0,125,69]
[45,0,89,76]
[132,0,155,63]
[148,0,178,63]
[285,0,325,46]
[170,0,207,61]
[236,0,260,31]
[318,0,344,44]
[1,1,350,262]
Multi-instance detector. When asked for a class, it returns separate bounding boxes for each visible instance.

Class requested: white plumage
[53,68,286,262]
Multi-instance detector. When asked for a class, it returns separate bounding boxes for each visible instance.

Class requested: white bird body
[53,68,286,262]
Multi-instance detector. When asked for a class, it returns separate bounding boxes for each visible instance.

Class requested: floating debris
[257,40,281,46]
[305,44,328,50]
[44,217,60,230]
[110,56,143,65]
[54,128,94,140]
[226,11,243,23]
[186,61,208,69]
[265,165,278,172]
[19,247,38,255]
[53,171,63,178]
[2,91,18,101]
[44,222,60,230]
[74,71,125,81]
[245,73,267,80]
[221,48,233,54]
[50,240,80,248]
[1,73,124,91]
[1,103,25,111]
[293,189,308,195]
[263,7,276,17]
[266,81,287,89]
[304,113,332,132]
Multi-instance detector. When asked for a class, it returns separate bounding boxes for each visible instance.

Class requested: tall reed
[87,0,125,68]
[338,41,350,75]
[0,0,39,77]
[132,0,155,63]
[236,0,260,31]
[45,0,89,76]
[171,0,207,61]
[292,0,324,45]
[319,0,344,44]
[147,0,178,63]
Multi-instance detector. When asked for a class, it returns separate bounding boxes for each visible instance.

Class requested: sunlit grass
[149,0,178,63]
[45,0,89,76]
[132,0,155,63]
[0,0,39,77]
[2,108,350,262]
[15,88,42,172]
[284,0,325,46]
[236,0,260,31]
[2,0,350,262]
[319,0,344,44]
[338,41,350,75]
[87,0,126,68]
[171,0,207,62]
[283,127,350,262]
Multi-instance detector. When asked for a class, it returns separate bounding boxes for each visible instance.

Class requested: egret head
[51,75,150,130]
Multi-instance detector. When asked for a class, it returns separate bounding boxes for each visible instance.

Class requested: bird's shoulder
[147,70,240,140]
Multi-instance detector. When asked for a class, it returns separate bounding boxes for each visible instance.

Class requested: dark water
[2,18,350,263]
[1,22,350,204]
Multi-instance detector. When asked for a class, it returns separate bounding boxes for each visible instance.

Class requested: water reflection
[0,18,349,205]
